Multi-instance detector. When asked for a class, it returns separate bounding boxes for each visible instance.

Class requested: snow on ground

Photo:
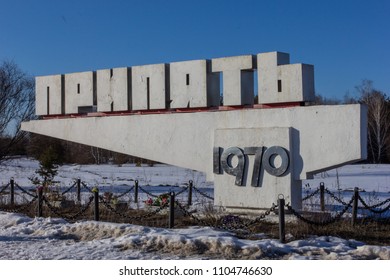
[0,157,212,189]
[1,212,389,260]
[305,164,390,193]
[0,157,390,260]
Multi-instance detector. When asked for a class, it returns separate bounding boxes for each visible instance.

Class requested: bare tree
[0,60,35,160]
[90,146,105,165]
[357,80,390,163]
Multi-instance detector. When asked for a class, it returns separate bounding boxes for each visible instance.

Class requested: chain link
[357,194,390,214]
[302,188,320,201]
[324,188,350,206]
[175,200,212,227]
[192,186,214,200]
[287,195,355,226]
[323,187,390,215]
[14,183,38,198]
[0,183,10,194]
[175,200,277,234]
[242,203,278,228]
[61,181,78,195]
[358,195,390,209]
[99,195,169,221]
[175,186,189,196]
[0,196,38,213]
[138,186,160,198]
[43,195,94,222]
[139,185,188,198]
[81,182,94,193]
[3,179,390,228]
[116,186,135,199]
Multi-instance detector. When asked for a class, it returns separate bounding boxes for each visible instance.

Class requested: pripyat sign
[35,52,313,115]
[22,52,367,211]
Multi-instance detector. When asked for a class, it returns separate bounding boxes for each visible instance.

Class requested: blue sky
[1,0,389,99]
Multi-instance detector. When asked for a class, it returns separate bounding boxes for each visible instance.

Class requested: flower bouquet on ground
[144,193,184,216]
[144,193,170,207]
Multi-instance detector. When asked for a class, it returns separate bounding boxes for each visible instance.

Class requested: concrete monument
[22,52,367,211]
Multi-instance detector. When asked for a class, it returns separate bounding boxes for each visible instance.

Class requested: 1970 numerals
[213,146,289,186]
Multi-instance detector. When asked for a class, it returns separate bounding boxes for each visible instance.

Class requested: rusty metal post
[187,180,193,206]
[169,192,175,228]
[134,180,139,204]
[37,187,43,217]
[278,197,286,243]
[352,187,359,226]
[10,178,15,206]
[93,188,100,221]
[320,182,325,211]
[77,178,81,202]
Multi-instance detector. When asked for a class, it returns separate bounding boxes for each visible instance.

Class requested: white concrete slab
[22,104,366,209]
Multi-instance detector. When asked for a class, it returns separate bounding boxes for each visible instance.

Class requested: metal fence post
[169,192,175,228]
[187,180,193,206]
[77,178,81,202]
[278,197,286,243]
[37,187,43,217]
[320,182,325,211]
[10,178,15,206]
[134,180,139,204]
[352,187,359,226]
[93,188,100,221]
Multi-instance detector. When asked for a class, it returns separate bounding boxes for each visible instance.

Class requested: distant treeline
[2,134,156,166]
[314,80,390,164]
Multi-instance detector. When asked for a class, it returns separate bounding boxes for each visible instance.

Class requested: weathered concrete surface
[214,127,302,209]
[96,67,130,112]
[170,59,220,108]
[212,55,255,106]
[34,52,315,116]
[257,52,315,104]
[64,71,95,114]
[35,74,63,115]
[131,63,168,110]
[22,104,367,208]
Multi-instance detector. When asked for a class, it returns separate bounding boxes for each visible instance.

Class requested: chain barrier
[192,186,214,200]
[312,186,390,217]
[14,183,38,198]
[43,195,94,222]
[287,195,355,226]
[116,186,135,199]
[61,181,78,195]
[0,196,38,213]
[4,178,390,228]
[175,186,189,196]
[81,182,94,193]
[175,200,277,234]
[138,186,160,198]
[357,194,390,214]
[139,185,188,198]
[99,195,169,221]
[241,203,278,229]
[217,203,279,234]
[358,195,390,209]
[175,200,212,227]
[324,188,350,206]
[302,188,320,201]
[0,182,10,194]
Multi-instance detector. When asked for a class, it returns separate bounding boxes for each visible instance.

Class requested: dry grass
[3,201,390,246]
[286,219,390,246]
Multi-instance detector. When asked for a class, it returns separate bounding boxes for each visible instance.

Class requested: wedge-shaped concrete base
[22,104,367,209]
